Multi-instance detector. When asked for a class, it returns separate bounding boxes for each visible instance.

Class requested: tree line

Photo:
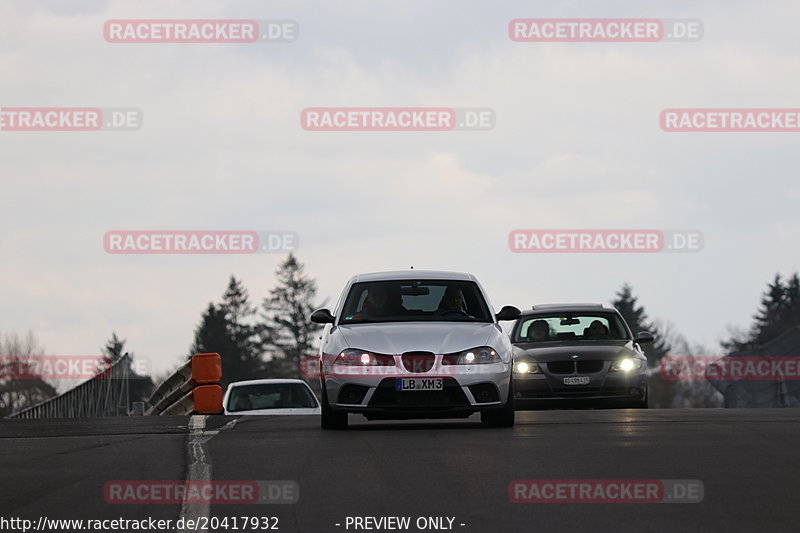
[1,262,798,414]
[189,253,323,388]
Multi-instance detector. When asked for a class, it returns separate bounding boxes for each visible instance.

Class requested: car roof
[521,303,618,315]
[227,379,310,387]
[349,270,476,282]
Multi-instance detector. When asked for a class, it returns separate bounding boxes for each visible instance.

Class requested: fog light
[468,383,500,403]
[338,385,369,404]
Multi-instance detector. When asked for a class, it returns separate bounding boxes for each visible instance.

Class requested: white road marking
[177,415,238,532]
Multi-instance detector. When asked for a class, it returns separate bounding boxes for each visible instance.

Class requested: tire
[320,385,348,430]
[629,387,649,409]
[481,380,515,428]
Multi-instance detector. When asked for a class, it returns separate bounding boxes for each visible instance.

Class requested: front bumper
[513,367,647,409]
[323,362,511,419]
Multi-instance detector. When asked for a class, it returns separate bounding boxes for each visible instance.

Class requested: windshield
[513,313,629,343]
[227,382,318,412]
[339,280,493,324]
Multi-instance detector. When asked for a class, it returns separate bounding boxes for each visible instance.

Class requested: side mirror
[496,305,521,321]
[310,308,335,324]
[635,331,655,344]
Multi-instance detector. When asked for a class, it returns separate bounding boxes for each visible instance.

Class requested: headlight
[514,361,542,374]
[610,358,643,372]
[334,349,395,366]
[442,347,501,365]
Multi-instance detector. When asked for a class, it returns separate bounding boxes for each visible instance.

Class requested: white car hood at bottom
[337,322,497,354]
[224,407,320,416]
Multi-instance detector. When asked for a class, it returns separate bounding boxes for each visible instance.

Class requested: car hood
[337,322,496,354]
[513,340,640,361]
[224,407,320,416]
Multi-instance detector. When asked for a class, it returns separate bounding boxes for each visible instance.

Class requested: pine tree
[723,272,800,354]
[785,273,800,330]
[752,274,786,345]
[100,333,154,404]
[260,254,324,378]
[612,283,671,367]
[190,303,229,358]
[190,278,265,386]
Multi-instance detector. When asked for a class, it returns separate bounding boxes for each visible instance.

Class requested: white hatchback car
[222,379,320,415]
[310,270,521,429]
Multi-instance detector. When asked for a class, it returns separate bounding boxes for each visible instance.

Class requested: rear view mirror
[310,308,335,324]
[401,285,430,296]
[635,331,655,344]
[496,306,521,321]
[560,317,580,326]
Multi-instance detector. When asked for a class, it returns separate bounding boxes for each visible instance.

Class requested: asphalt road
[2,410,799,533]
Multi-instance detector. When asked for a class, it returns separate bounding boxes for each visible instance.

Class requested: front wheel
[320,386,348,430]
[481,380,515,428]
[628,387,648,409]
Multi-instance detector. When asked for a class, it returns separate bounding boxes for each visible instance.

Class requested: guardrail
[8,353,132,419]
[145,353,223,415]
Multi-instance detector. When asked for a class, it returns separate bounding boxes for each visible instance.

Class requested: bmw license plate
[396,378,443,391]
[563,376,590,385]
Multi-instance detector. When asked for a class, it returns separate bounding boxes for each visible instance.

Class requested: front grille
[401,352,435,373]
[368,377,469,409]
[547,361,575,374]
[576,360,604,373]
[547,360,605,374]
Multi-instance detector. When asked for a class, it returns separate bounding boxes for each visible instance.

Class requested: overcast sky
[2,1,799,376]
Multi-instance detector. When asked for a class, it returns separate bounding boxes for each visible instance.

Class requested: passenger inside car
[527,319,551,341]
[584,320,611,339]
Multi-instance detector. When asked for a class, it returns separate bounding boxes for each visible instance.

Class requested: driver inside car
[527,319,551,341]
[234,394,253,411]
[436,286,472,317]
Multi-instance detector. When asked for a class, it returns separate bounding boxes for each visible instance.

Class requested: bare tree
[0,331,57,417]
[648,322,723,408]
